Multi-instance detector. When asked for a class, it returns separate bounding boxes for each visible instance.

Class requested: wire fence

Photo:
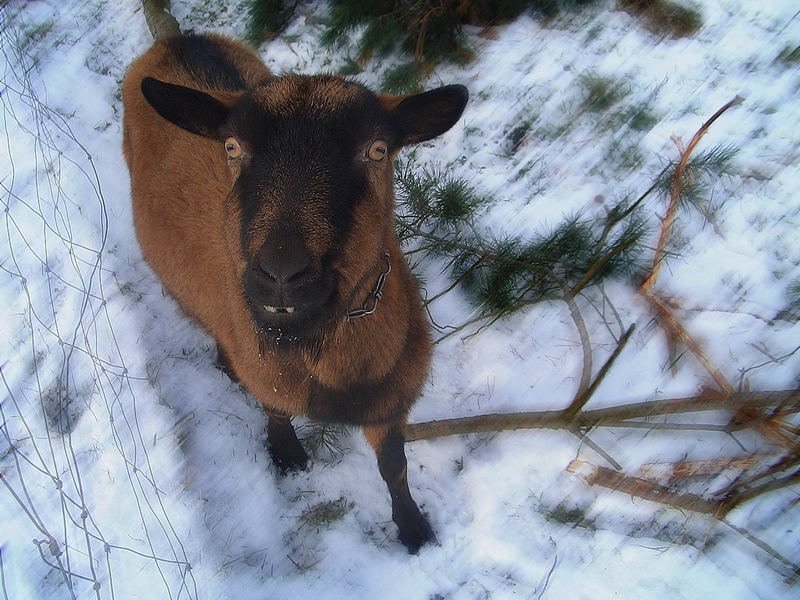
[1,2,799,596]
[1,7,197,598]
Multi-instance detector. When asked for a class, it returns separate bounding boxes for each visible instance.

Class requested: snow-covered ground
[1,0,799,598]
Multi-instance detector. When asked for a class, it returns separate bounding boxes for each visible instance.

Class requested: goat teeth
[263,305,296,314]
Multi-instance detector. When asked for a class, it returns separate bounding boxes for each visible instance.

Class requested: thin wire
[1,5,198,597]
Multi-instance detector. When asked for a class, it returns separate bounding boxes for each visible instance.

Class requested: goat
[121,33,467,553]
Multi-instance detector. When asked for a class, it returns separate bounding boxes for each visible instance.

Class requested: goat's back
[122,35,267,348]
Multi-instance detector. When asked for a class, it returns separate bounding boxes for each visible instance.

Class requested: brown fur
[122,33,467,552]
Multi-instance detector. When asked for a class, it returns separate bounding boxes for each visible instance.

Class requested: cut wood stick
[403,389,800,442]
[569,460,800,579]
[566,460,719,513]
[635,455,773,481]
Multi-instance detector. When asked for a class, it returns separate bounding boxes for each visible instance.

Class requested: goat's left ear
[383,85,469,146]
[141,77,240,140]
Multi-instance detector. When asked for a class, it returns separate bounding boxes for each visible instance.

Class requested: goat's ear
[140,77,237,139]
[383,85,468,146]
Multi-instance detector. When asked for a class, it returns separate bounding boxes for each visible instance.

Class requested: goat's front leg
[266,411,309,473]
[364,423,435,553]
[215,343,239,382]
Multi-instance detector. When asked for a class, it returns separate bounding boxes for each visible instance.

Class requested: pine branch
[568,230,642,299]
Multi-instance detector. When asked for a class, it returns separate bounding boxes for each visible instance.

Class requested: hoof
[268,444,310,474]
[396,509,436,554]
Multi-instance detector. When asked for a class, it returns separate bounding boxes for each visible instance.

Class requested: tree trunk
[141,0,181,40]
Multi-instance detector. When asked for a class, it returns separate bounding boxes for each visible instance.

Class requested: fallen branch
[720,467,800,515]
[569,458,800,534]
[625,97,800,445]
[403,389,799,442]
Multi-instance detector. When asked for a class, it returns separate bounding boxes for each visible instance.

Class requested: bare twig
[563,291,593,401]
[639,96,743,293]
[718,517,800,581]
[642,291,734,392]
[570,431,623,471]
[562,324,636,420]
[536,549,558,600]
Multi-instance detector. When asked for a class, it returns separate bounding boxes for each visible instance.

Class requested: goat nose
[257,242,311,285]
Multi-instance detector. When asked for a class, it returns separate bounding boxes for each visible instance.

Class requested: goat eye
[367,140,388,162]
[224,137,243,159]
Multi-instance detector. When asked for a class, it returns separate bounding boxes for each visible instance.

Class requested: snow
[1,0,799,598]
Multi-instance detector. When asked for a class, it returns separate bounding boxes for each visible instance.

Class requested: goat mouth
[254,302,308,321]
[249,288,336,338]
[263,305,296,314]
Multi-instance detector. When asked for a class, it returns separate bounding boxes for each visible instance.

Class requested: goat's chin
[246,286,338,337]
[254,317,329,358]
[249,299,337,351]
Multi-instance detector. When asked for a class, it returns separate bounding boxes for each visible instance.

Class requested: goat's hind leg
[364,423,435,554]
[266,411,309,473]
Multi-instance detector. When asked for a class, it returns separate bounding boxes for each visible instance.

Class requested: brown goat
[122,33,467,553]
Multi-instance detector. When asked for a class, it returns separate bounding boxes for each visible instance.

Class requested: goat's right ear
[140,77,234,139]
[382,85,469,146]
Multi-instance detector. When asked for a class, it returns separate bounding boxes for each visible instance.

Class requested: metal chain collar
[345,251,391,322]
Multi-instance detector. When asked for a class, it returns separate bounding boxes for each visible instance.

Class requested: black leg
[266,411,309,473]
[365,425,435,553]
